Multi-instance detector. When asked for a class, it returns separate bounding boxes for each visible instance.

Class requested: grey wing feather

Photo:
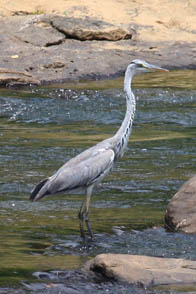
[31,148,114,201]
[61,136,115,168]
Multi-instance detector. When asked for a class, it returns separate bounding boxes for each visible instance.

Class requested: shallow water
[0,70,196,292]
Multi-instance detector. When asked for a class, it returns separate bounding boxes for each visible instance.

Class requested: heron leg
[84,211,93,239]
[78,186,93,239]
[78,207,85,239]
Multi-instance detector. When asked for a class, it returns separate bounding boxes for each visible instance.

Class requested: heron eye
[131,62,144,68]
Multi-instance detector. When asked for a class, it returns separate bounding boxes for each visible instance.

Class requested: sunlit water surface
[0,71,196,293]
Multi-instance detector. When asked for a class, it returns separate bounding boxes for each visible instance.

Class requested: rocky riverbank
[0,0,195,86]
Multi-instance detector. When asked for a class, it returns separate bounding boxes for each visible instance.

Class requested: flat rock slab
[85,254,196,287]
[49,16,132,41]
[165,175,196,233]
[0,68,40,86]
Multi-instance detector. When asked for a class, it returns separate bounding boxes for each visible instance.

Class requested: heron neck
[114,66,136,157]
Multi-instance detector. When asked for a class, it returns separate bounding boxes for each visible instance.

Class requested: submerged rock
[165,175,196,233]
[85,253,196,287]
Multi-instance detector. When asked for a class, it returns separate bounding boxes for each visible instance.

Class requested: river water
[0,70,196,293]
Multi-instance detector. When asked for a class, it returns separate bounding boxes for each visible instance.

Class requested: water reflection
[0,71,196,290]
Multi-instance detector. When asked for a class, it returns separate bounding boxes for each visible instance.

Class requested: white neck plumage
[114,64,136,159]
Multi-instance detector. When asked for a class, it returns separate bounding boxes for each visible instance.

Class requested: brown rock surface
[50,16,132,41]
[0,68,40,86]
[85,253,196,287]
[165,175,196,233]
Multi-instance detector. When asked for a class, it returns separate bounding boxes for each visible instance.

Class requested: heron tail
[30,178,50,202]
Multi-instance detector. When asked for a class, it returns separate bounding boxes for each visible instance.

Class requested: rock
[0,15,132,45]
[165,175,196,233]
[16,21,65,47]
[85,253,196,287]
[0,15,65,47]
[0,68,40,86]
[49,16,132,41]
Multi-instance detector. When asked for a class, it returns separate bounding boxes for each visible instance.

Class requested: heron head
[130,59,168,73]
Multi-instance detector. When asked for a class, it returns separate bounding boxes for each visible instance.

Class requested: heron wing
[31,148,114,201]
[59,136,114,168]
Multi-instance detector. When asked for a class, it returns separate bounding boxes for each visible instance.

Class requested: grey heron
[30,59,168,239]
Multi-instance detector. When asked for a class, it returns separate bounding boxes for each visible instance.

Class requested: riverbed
[0,70,195,293]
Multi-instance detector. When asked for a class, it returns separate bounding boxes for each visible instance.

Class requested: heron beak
[147,63,169,72]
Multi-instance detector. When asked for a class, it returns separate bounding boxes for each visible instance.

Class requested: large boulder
[165,175,196,233]
[85,253,196,287]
